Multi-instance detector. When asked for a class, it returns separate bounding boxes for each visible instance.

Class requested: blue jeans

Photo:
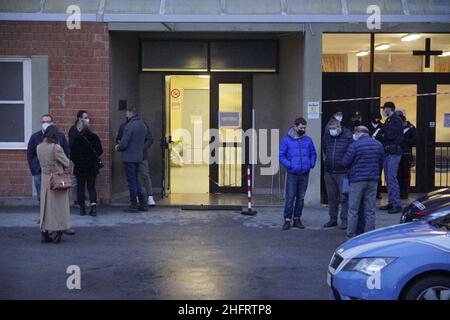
[383,154,402,208]
[33,175,41,203]
[123,162,144,204]
[283,172,309,220]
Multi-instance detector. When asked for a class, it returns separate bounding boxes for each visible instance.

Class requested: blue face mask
[329,129,338,137]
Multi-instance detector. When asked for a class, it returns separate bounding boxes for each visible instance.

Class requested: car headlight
[343,258,396,276]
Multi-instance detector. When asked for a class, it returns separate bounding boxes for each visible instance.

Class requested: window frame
[0,58,32,150]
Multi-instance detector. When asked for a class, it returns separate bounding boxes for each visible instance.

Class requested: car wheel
[402,275,450,300]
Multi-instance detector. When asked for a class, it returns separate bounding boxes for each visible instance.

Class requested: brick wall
[0,22,111,203]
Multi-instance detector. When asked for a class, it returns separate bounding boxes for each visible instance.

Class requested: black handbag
[82,135,104,169]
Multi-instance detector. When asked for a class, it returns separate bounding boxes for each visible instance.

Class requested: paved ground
[0,205,402,300]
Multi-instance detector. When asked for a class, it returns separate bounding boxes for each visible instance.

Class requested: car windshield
[428,213,450,231]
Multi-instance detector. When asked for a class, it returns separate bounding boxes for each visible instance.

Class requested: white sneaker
[148,196,156,206]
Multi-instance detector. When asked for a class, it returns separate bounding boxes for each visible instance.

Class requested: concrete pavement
[0,205,402,299]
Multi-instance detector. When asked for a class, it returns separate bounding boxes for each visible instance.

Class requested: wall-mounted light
[401,33,421,42]
[356,50,369,57]
[375,43,391,51]
[439,51,450,57]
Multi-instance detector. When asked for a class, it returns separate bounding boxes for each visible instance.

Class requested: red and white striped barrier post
[242,164,257,215]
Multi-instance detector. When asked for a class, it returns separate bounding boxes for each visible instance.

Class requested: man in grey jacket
[115,107,148,212]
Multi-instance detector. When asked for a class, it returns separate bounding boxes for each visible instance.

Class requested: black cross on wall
[413,38,443,68]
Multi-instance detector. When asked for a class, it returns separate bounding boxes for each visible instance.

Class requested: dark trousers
[283,172,309,220]
[76,174,97,206]
[123,161,144,204]
[398,155,412,199]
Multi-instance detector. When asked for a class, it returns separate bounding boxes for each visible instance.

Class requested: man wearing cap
[377,102,404,214]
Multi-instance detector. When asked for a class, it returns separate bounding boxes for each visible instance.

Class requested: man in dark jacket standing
[342,126,384,238]
[377,102,404,213]
[397,114,417,199]
[68,110,90,208]
[116,116,155,206]
[369,111,384,199]
[27,114,69,204]
[115,107,148,212]
[322,119,353,229]
[279,117,317,230]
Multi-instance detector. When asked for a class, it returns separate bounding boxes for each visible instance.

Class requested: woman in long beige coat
[37,125,71,243]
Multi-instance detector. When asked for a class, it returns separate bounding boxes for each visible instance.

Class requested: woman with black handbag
[37,125,71,243]
[70,118,103,216]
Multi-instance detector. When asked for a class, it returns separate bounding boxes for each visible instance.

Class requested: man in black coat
[70,119,103,216]
[397,114,417,199]
[369,111,383,199]
[68,110,90,208]
[322,118,353,229]
[376,102,404,214]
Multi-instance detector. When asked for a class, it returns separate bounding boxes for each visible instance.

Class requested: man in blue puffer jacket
[279,117,317,230]
[342,126,384,238]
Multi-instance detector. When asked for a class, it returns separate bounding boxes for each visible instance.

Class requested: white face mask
[42,122,52,132]
[329,129,339,137]
[335,115,343,122]
[83,118,90,125]
[352,133,358,141]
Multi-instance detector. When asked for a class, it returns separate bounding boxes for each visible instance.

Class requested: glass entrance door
[435,84,450,187]
[210,75,252,193]
[375,74,450,192]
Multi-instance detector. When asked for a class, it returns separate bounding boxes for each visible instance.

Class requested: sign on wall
[219,112,240,128]
[444,113,450,128]
[307,101,321,119]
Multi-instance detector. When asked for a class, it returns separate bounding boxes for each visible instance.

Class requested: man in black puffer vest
[322,119,353,229]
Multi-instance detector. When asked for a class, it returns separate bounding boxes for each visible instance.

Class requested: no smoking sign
[171,88,181,99]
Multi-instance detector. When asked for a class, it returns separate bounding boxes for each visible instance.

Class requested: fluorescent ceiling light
[375,43,390,51]
[356,50,369,57]
[440,51,450,57]
[401,33,421,42]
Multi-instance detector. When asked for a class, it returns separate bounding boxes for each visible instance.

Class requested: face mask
[297,129,305,136]
[83,118,90,125]
[335,115,343,122]
[383,110,390,117]
[352,134,358,141]
[42,123,51,132]
[329,129,338,137]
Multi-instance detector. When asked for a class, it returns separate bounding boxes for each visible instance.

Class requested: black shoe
[138,203,148,212]
[323,220,338,228]
[293,219,305,229]
[339,222,347,230]
[124,203,139,213]
[379,204,393,210]
[80,205,86,216]
[388,206,402,214]
[63,228,76,235]
[89,204,97,216]
[41,231,52,243]
[282,220,291,230]
[53,231,63,243]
